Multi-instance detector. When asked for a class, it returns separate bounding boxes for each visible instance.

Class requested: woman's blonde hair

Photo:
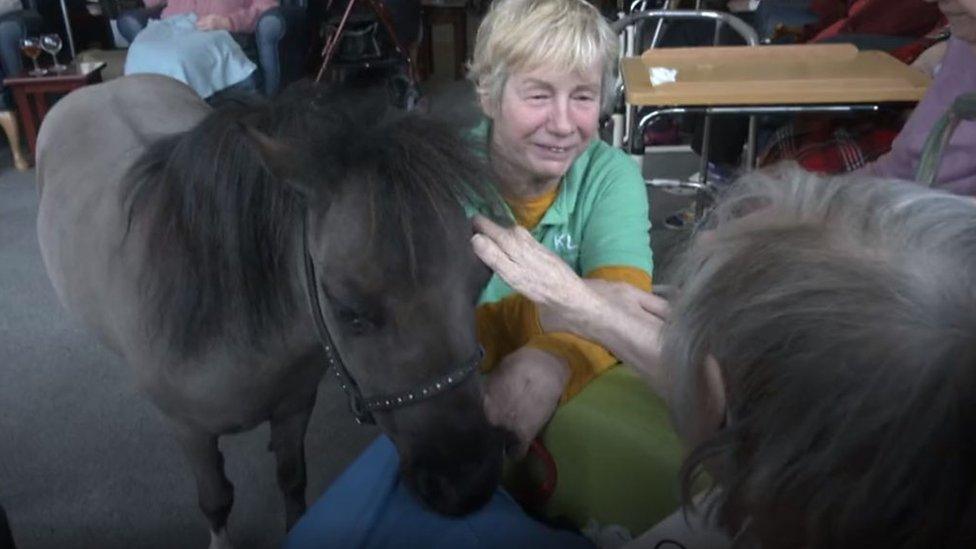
[468,0,619,111]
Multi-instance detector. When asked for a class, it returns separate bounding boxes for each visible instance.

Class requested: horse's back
[36,75,210,351]
[36,74,208,196]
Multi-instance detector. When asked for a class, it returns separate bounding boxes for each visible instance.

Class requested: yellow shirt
[477,187,652,402]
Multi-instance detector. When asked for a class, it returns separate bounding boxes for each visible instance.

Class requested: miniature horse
[35,75,507,547]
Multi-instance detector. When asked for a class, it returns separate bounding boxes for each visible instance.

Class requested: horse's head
[308,191,506,516]
[251,86,510,515]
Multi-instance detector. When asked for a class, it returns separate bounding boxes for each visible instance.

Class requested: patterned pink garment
[143,0,278,33]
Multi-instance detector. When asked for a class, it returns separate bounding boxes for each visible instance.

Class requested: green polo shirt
[469,120,653,304]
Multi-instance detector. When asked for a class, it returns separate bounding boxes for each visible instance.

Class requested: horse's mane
[121,82,503,358]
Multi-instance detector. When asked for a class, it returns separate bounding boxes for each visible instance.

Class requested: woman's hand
[471,215,587,306]
[583,280,671,397]
[482,346,570,459]
[471,214,673,399]
[196,14,233,31]
[911,40,949,78]
[471,215,600,334]
[579,278,670,329]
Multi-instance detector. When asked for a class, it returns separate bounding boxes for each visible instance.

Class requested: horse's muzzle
[399,425,507,516]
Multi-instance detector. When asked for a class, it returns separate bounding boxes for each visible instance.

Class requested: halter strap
[301,212,483,424]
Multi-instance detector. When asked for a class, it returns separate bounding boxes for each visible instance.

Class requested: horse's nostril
[405,453,503,517]
[414,471,452,509]
[399,424,509,516]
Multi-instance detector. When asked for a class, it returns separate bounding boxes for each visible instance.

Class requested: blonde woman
[468,0,653,454]
[468,0,682,538]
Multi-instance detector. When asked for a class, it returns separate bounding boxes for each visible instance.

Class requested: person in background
[141,0,277,33]
[123,0,277,98]
[761,0,976,194]
[858,0,976,193]
[804,0,943,42]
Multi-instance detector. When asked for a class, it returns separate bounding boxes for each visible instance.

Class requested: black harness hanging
[301,214,483,424]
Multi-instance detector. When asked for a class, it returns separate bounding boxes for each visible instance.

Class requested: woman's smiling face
[484,63,602,192]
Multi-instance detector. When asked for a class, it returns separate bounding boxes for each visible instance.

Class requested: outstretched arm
[472,215,670,399]
[570,279,670,399]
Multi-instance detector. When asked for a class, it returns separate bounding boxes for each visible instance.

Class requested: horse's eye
[336,306,377,336]
[349,316,370,335]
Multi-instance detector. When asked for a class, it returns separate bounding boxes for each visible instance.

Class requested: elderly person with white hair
[471,166,976,548]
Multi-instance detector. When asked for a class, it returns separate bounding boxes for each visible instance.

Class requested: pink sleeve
[225,0,279,33]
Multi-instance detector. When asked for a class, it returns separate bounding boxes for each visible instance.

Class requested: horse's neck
[274,242,324,360]
[224,232,321,364]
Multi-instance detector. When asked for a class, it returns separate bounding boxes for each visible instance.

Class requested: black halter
[301,213,484,425]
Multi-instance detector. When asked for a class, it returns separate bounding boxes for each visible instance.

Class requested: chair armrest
[255,5,307,96]
[129,4,167,20]
[117,4,166,43]
[255,5,306,44]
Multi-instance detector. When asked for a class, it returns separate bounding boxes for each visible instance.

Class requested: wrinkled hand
[589,280,670,388]
[471,214,586,305]
[574,279,673,399]
[586,279,670,323]
[544,278,670,334]
[196,14,232,31]
[472,214,674,398]
[483,346,570,459]
[471,214,598,332]
[911,40,948,78]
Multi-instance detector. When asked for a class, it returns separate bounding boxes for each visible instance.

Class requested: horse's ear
[241,124,322,200]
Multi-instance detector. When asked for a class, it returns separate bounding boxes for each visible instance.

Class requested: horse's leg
[173,425,235,549]
[269,392,317,531]
[0,501,15,549]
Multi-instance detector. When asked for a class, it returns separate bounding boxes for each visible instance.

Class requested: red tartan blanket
[808,0,944,41]
[760,4,949,175]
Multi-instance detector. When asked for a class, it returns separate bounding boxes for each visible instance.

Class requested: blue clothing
[124,14,256,98]
[286,436,594,549]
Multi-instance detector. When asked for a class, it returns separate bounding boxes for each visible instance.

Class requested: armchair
[117,0,308,96]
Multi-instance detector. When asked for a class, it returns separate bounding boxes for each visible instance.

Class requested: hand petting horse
[35,74,508,547]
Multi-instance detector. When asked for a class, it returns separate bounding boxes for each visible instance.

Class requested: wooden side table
[3,61,107,158]
[418,0,468,80]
